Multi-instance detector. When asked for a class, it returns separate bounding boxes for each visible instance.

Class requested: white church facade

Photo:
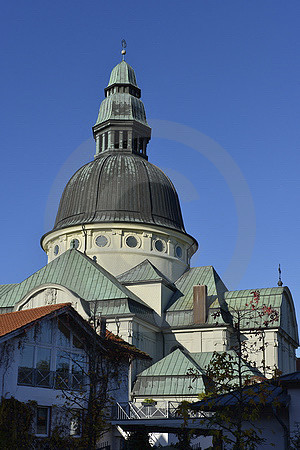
[0,55,298,445]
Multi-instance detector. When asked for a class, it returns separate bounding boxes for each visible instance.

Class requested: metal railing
[17,367,85,390]
[113,402,210,421]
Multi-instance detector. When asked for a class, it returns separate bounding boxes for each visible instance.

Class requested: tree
[125,428,153,450]
[187,290,281,449]
[0,397,34,449]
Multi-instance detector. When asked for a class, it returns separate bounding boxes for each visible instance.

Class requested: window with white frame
[35,406,51,437]
[70,409,82,437]
[18,318,86,390]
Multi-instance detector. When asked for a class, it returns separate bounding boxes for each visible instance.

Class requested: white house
[0,302,147,445]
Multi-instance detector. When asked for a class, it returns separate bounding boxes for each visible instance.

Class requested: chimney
[193,285,208,324]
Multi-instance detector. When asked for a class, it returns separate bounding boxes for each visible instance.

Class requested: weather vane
[278,264,283,286]
[121,39,127,60]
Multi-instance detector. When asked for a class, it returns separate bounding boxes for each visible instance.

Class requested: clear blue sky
[1,1,300,351]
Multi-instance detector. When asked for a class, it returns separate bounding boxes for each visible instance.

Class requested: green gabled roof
[137,348,204,377]
[132,349,206,397]
[0,284,17,297]
[0,250,148,309]
[209,287,284,323]
[167,266,227,312]
[132,375,204,397]
[208,287,299,344]
[132,349,261,398]
[117,259,174,287]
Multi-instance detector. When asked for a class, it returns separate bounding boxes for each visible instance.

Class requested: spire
[277,264,283,286]
[92,55,151,160]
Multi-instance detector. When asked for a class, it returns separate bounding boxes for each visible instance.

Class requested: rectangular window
[114,131,119,149]
[123,131,128,149]
[70,410,82,437]
[56,351,70,389]
[18,345,34,385]
[73,334,83,349]
[18,320,85,391]
[36,406,50,436]
[133,137,137,152]
[36,347,51,387]
[58,320,70,348]
[71,353,85,390]
[36,321,52,344]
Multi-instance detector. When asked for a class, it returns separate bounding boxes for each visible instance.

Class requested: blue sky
[1,1,300,350]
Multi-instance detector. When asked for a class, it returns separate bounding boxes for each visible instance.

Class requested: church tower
[41,58,198,282]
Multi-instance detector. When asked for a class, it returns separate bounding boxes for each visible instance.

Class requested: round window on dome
[126,236,138,248]
[54,245,59,256]
[96,235,108,248]
[175,245,182,259]
[154,239,164,252]
[70,239,79,249]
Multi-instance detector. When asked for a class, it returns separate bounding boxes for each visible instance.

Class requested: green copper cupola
[93,60,151,160]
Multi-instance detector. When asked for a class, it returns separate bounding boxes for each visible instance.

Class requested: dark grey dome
[53,153,186,233]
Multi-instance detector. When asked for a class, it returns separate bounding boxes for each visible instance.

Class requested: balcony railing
[17,367,85,390]
[112,402,212,421]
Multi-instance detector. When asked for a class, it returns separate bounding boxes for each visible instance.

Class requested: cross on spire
[121,39,127,61]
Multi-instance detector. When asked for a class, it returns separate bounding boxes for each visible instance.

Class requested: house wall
[125,282,174,319]
[240,329,296,376]
[0,317,130,438]
[0,337,69,407]
[164,327,228,354]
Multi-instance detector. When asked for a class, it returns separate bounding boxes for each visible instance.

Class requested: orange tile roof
[0,304,150,361]
[0,303,71,338]
[105,330,151,360]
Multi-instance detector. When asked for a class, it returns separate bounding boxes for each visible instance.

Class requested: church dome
[53,152,185,233]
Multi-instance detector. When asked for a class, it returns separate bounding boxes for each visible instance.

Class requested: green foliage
[174,428,193,450]
[125,429,152,449]
[36,426,84,449]
[142,398,157,405]
[0,397,34,449]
